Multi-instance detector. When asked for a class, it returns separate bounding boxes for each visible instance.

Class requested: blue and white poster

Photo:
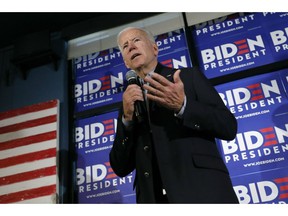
[156,29,192,68]
[158,48,192,69]
[215,71,288,177]
[264,21,288,62]
[258,12,288,27]
[74,64,128,113]
[215,71,288,121]
[232,167,288,204]
[190,12,288,79]
[191,13,261,46]
[219,117,288,177]
[74,48,124,78]
[194,28,275,79]
[74,111,136,203]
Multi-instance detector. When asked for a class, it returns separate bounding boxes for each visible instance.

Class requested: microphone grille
[125,70,137,81]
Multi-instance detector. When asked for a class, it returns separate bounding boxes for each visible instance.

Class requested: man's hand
[143,69,185,112]
[122,84,144,121]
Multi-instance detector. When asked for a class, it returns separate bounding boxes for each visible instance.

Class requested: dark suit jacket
[109,63,239,203]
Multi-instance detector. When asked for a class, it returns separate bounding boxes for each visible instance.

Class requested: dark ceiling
[0,12,161,50]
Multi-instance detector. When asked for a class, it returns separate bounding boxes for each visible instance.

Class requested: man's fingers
[145,72,171,86]
[173,69,182,83]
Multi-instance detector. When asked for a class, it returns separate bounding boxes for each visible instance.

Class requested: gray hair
[117,27,156,52]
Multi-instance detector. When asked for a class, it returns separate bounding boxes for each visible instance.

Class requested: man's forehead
[120,29,145,41]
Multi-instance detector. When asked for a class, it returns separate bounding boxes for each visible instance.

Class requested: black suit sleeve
[109,108,136,177]
[181,67,237,140]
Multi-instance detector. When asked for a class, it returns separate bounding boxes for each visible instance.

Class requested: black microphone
[125,70,146,123]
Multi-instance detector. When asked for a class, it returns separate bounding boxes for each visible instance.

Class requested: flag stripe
[0,100,57,121]
[0,148,56,169]
[0,175,56,196]
[0,166,56,186]
[0,107,57,127]
[0,131,56,151]
[0,139,56,160]
[0,115,57,134]
[0,99,58,203]
[15,194,56,203]
[0,122,57,143]
[0,157,56,178]
[0,184,56,203]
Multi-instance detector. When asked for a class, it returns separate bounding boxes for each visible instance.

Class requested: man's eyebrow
[121,37,138,47]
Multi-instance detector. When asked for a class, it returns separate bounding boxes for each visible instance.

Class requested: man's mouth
[131,53,141,60]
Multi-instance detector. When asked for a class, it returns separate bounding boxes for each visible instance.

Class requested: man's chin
[131,63,144,70]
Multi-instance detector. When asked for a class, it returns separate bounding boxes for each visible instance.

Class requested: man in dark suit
[109,27,239,203]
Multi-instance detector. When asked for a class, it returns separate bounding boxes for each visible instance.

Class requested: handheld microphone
[125,70,146,123]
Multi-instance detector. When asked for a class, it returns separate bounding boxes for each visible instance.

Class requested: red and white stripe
[0,100,59,203]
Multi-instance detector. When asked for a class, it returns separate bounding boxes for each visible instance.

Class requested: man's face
[118,29,158,70]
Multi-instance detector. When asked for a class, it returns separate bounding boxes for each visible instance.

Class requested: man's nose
[128,41,136,52]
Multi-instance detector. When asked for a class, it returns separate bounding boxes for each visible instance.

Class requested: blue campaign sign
[257,12,288,26]
[158,48,192,69]
[217,116,288,177]
[215,71,288,177]
[215,71,288,121]
[263,21,288,62]
[232,167,288,204]
[74,64,128,113]
[74,48,124,78]
[195,28,275,79]
[191,13,263,46]
[74,111,136,203]
[191,12,288,79]
[156,29,189,56]
[154,29,192,69]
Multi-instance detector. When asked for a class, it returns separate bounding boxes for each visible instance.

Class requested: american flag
[0,100,59,203]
